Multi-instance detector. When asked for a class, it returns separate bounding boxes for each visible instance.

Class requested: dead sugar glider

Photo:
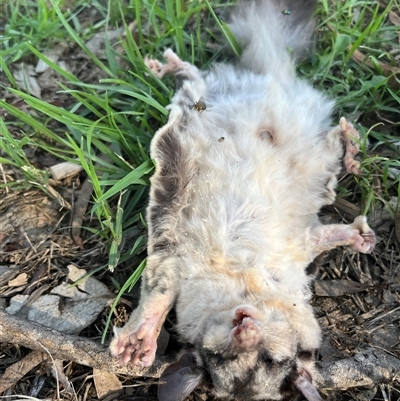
[110,0,376,400]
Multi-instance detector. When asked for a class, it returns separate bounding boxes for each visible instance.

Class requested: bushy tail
[229,0,317,78]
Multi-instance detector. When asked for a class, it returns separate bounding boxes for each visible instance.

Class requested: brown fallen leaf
[0,350,48,394]
[348,47,400,90]
[349,47,400,75]
[49,161,83,180]
[314,279,370,297]
[8,273,28,287]
[389,10,400,26]
[368,326,400,349]
[71,176,93,248]
[93,369,123,400]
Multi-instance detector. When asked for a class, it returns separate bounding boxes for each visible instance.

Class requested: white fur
[111,1,375,398]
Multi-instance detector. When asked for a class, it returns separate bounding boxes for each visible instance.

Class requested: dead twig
[0,308,167,383]
[1,308,399,394]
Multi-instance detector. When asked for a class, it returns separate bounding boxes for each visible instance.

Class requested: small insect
[282,9,291,15]
[192,98,207,113]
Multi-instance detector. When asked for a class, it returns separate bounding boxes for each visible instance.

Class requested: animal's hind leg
[145,49,201,83]
[307,216,375,257]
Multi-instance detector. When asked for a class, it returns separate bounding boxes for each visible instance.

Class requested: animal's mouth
[231,307,260,350]
[232,309,252,327]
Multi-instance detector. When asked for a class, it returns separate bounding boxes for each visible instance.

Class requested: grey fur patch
[152,130,185,207]
[198,347,296,400]
[147,128,190,248]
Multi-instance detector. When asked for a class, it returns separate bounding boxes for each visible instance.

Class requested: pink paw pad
[110,322,158,368]
[144,56,165,78]
[349,216,376,254]
[144,50,186,79]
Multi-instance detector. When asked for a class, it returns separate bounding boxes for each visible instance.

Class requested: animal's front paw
[110,317,159,368]
[144,56,165,78]
[144,49,185,79]
[144,49,201,82]
[349,215,376,254]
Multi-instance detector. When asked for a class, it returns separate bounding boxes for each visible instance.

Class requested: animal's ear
[294,368,323,401]
[158,353,203,401]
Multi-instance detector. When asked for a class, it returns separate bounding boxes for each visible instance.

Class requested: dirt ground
[1,3,400,401]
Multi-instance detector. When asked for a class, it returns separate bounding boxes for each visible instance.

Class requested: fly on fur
[192,98,207,113]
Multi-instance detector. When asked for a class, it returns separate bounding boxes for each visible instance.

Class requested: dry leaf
[35,49,62,73]
[85,27,125,58]
[368,326,400,348]
[0,198,61,250]
[49,161,84,180]
[314,279,370,297]
[8,273,28,287]
[350,47,400,75]
[13,64,42,98]
[66,264,111,295]
[348,47,400,90]
[388,11,400,26]
[93,369,123,399]
[57,60,72,74]
[0,351,48,394]
[85,22,137,61]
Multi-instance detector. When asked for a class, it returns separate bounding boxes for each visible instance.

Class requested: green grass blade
[97,160,154,202]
